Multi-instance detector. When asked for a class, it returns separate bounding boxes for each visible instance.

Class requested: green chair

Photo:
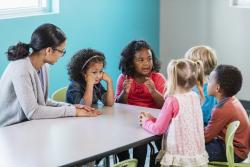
[51,87,68,102]
[209,120,250,167]
[112,159,138,167]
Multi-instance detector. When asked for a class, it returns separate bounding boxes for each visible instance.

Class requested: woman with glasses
[0,23,101,127]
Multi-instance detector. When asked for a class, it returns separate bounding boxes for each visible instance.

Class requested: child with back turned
[66,48,114,106]
[140,58,208,167]
[116,40,167,166]
[185,45,218,125]
[204,65,250,162]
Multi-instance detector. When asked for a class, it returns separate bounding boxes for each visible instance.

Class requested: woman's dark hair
[214,64,243,97]
[119,40,161,76]
[6,23,66,61]
[67,48,106,83]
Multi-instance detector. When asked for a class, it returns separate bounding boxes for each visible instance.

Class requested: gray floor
[97,146,154,167]
[242,153,250,163]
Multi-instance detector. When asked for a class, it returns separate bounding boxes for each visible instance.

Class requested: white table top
[0,103,160,167]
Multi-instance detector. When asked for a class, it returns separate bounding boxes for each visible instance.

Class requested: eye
[148,57,152,61]
[137,58,143,62]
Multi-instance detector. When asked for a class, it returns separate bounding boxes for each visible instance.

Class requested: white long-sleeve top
[0,57,76,127]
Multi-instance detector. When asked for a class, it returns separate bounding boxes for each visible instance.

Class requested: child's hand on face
[139,112,153,126]
[144,77,156,94]
[102,72,112,83]
[84,73,96,86]
[123,75,133,94]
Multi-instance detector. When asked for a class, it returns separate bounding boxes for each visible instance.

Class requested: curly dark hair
[214,64,242,97]
[67,48,106,82]
[119,40,161,76]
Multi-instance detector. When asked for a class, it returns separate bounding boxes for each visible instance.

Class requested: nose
[143,60,150,65]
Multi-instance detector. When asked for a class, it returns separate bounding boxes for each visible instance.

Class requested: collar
[216,97,231,108]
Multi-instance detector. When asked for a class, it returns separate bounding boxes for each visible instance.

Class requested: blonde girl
[140,58,208,167]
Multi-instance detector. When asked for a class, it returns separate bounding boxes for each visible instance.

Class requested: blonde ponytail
[194,60,205,101]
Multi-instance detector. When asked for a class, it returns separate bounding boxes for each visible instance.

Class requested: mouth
[142,68,151,72]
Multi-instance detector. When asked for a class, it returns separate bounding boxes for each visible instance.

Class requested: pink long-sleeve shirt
[142,96,179,135]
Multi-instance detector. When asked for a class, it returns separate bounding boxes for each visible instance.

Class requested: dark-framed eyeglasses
[53,48,66,57]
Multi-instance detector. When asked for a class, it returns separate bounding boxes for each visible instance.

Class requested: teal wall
[0,0,159,96]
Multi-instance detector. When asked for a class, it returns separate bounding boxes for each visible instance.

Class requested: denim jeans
[206,138,244,163]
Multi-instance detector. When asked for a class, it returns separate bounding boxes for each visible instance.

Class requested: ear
[82,72,86,79]
[44,47,53,56]
[216,84,222,93]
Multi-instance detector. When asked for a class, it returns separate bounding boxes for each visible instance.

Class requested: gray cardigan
[0,57,76,127]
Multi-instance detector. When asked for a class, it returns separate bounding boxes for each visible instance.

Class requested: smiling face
[133,48,153,77]
[84,62,104,84]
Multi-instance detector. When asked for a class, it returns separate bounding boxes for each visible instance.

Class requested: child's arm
[115,75,132,104]
[144,77,165,108]
[140,96,179,135]
[204,107,231,143]
[66,81,84,104]
[82,73,95,106]
[102,72,114,106]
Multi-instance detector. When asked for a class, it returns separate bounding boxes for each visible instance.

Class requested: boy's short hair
[185,45,217,76]
[214,65,242,97]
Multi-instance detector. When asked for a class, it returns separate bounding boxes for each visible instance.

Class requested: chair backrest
[225,120,240,167]
[112,159,138,167]
[51,87,68,102]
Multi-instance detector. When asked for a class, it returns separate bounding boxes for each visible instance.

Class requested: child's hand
[84,73,96,86]
[123,75,133,94]
[102,72,112,83]
[144,77,156,94]
[139,112,153,126]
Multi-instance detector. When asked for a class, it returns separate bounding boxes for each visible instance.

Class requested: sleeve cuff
[142,118,153,128]
[64,106,77,117]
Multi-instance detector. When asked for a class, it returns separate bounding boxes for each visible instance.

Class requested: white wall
[160,0,250,100]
